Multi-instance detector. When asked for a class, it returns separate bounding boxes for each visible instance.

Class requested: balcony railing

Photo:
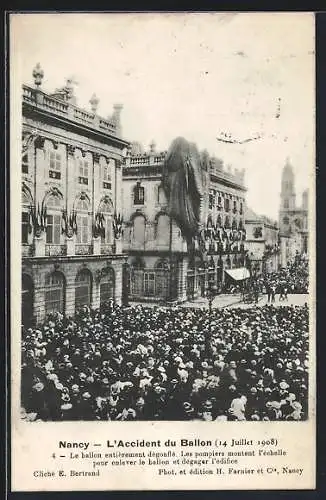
[22,245,34,257]
[101,243,114,255]
[75,244,93,255]
[23,85,119,137]
[130,155,150,166]
[45,244,67,256]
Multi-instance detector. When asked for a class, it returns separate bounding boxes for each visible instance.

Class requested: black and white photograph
[16,13,313,425]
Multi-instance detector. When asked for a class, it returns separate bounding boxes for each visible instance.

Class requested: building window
[284,199,289,209]
[78,159,89,185]
[46,214,61,244]
[76,199,90,244]
[49,151,61,180]
[76,215,89,244]
[75,270,92,309]
[233,200,237,213]
[224,216,230,229]
[224,198,230,212]
[209,192,215,210]
[45,194,62,244]
[45,272,65,315]
[22,153,29,174]
[22,211,29,244]
[102,163,111,190]
[134,182,145,205]
[143,272,155,296]
[283,216,289,225]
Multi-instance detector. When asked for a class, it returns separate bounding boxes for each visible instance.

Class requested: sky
[11,12,315,220]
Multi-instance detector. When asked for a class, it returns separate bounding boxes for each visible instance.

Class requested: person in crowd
[21,299,309,423]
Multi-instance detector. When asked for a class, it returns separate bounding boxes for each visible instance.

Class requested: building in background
[21,64,129,325]
[279,158,309,267]
[122,143,247,303]
[245,208,280,276]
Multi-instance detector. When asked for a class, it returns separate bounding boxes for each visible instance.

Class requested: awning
[224,267,250,281]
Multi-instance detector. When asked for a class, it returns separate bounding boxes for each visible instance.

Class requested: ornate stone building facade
[21,64,129,325]
[122,143,247,303]
[279,158,309,267]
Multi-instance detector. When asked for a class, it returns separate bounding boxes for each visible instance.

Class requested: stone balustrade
[23,84,119,137]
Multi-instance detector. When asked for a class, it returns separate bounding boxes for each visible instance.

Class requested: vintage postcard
[10,11,316,491]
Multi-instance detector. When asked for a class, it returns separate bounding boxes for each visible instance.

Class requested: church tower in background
[279,158,309,266]
[279,157,296,235]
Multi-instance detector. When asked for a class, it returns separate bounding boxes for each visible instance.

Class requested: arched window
[134,182,145,205]
[224,198,230,212]
[224,216,230,229]
[132,215,146,246]
[156,214,170,244]
[102,160,112,190]
[217,214,222,227]
[46,194,63,245]
[49,151,62,180]
[76,198,90,244]
[99,267,115,305]
[75,269,92,309]
[45,271,65,315]
[78,158,89,185]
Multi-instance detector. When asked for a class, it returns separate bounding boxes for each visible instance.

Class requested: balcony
[75,244,93,255]
[45,244,67,256]
[101,243,114,255]
[22,245,34,257]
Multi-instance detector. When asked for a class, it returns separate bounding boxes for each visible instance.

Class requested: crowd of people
[264,259,309,297]
[21,300,309,422]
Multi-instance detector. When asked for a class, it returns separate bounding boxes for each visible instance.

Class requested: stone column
[65,274,76,319]
[34,285,45,324]
[114,263,123,305]
[92,153,101,255]
[115,160,123,215]
[66,146,76,213]
[92,277,101,310]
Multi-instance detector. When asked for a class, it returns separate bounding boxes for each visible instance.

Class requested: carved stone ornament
[67,145,76,157]
[93,152,101,163]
